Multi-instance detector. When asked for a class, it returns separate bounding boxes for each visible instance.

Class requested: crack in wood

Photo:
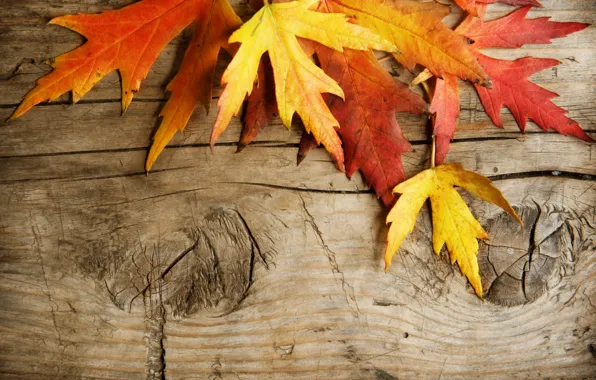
[0,58,35,81]
[143,246,167,380]
[482,202,594,306]
[1,169,593,186]
[298,194,362,317]
[521,202,541,301]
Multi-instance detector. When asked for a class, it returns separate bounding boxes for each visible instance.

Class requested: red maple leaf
[275,44,426,205]
[433,6,592,163]
[315,47,425,205]
[457,5,588,49]
[472,54,592,141]
[462,7,591,141]
[430,74,460,165]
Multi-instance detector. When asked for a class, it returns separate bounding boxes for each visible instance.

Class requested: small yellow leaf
[385,163,521,297]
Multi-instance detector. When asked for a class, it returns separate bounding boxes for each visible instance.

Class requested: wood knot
[163,207,265,319]
[73,206,270,318]
[478,203,591,306]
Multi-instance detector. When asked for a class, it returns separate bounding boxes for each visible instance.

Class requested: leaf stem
[419,79,436,169]
[420,80,432,104]
[431,135,436,169]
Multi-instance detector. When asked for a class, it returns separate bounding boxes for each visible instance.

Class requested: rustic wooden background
[1,0,595,378]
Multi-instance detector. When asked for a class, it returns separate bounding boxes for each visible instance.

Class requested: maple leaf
[472,54,592,142]
[236,36,318,152]
[457,5,587,50]
[211,0,398,170]
[312,45,425,205]
[146,0,242,170]
[457,7,592,142]
[10,0,209,120]
[237,55,278,153]
[453,0,541,18]
[322,0,489,85]
[385,163,521,297]
[289,35,425,205]
[236,37,317,151]
[430,75,459,166]
[431,6,592,164]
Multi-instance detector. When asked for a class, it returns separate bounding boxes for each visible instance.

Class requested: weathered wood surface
[0,0,595,379]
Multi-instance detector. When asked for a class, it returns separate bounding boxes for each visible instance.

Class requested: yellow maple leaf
[385,163,522,297]
[211,0,398,170]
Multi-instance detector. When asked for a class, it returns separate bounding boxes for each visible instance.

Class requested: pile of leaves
[10,0,591,298]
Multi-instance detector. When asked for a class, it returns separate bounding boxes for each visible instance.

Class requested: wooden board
[0,0,594,379]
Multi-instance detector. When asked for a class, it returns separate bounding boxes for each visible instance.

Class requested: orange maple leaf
[146,0,242,170]
[8,0,246,171]
[322,0,489,85]
[11,0,212,120]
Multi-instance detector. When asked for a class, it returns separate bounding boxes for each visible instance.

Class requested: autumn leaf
[322,0,489,85]
[457,7,592,142]
[431,6,592,164]
[453,0,541,18]
[457,5,587,50]
[288,37,425,205]
[430,75,459,166]
[211,0,398,170]
[11,0,209,120]
[237,52,425,206]
[252,0,427,205]
[472,54,592,142]
[146,0,242,170]
[237,55,278,153]
[237,37,317,151]
[236,31,318,152]
[311,45,425,205]
[385,163,522,297]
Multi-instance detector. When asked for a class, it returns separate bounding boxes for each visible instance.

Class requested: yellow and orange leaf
[146,0,242,171]
[11,0,208,120]
[385,163,521,297]
[211,0,398,170]
[321,0,489,85]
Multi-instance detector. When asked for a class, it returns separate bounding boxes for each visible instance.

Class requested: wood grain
[0,0,595,379]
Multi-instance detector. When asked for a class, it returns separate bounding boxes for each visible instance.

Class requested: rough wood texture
[0,0,595,379]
